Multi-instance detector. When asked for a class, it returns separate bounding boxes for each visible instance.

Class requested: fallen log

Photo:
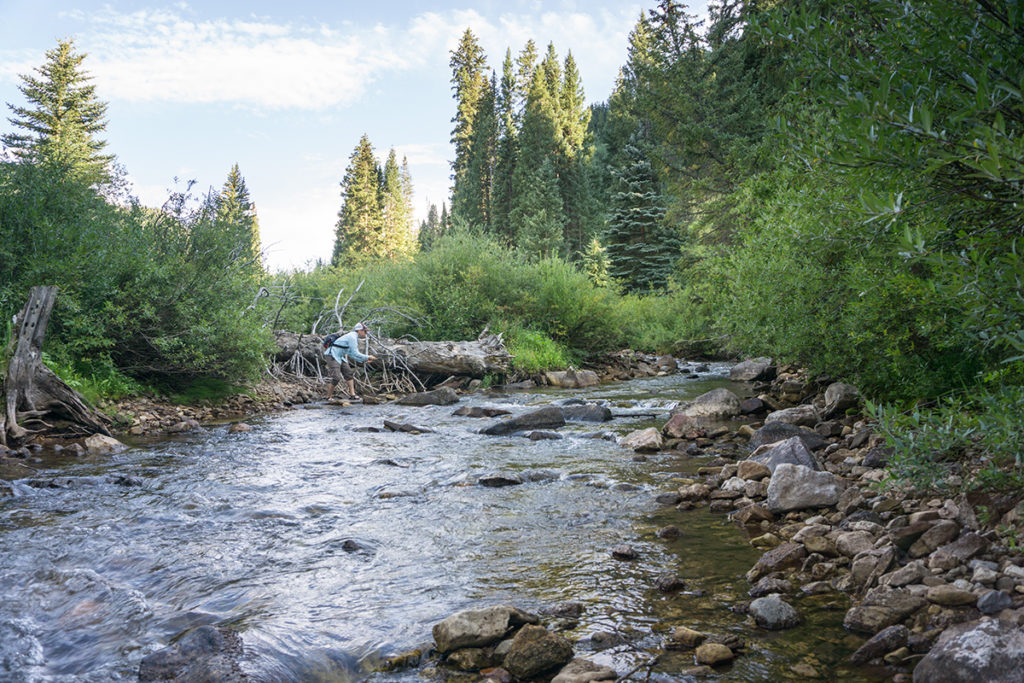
[2,286,111,446]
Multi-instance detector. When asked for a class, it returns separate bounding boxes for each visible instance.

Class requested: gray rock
[749,577,793,598]
[84,434,126,454]
[913,617,1024,682]
[766,463,844,512]
[730,357,775,381]
[480,407,566,436]
[477,472,524,487]
[561,404,612,422]
[618,428,663,452]
[503,624,574,680]
[823,382,860,419]
[526,431,564,441]
[749,437,821,473]
[662,413,710,439]
[746,542,807,583]
[765,405,820,428]
[748,421,826,452]
[138,626,247,682]
[396,387,459,406]
[678,388,742,419]
[551,658,618,683]
[978,590,1014,614]
[433,605,539,653]
[749,594,802,630]
[453,406,512,418]
[850,624,908,664]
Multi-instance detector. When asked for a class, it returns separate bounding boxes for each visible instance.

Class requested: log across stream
[0,368,887,681]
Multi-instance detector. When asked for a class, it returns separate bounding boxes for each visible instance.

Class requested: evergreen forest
[1,1,1023,498]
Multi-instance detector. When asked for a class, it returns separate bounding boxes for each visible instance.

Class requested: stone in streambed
[480,407,565,436]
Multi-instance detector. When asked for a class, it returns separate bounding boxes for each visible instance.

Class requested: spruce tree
[381,149,416,258]
[418,203,441,251]
[216,163,261,265]
[449,29,488,207]
[3,38,113,186]
[605,135,680,291]
[557,51,595,257]
[333,134,385,265]
[455,73,496,230]
[511,158,564,259]
[491,49,519,244]
[581,237,612,288]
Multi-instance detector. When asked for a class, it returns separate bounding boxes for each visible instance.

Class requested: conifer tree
[605,135,680,291]
[3,38,113,186]
[511,157,564,259]
[580,237,612,288]
[381,149,416,258]
[490,49,519,243]
[216,163,261,266]
[557,51,595,257]
[449,29,488,206]
[455,73,496,230]
[418,203,441,251]
[514,40,539,121]
[333,134,385,265]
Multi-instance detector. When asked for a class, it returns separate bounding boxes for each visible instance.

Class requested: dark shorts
[326,357,354,383]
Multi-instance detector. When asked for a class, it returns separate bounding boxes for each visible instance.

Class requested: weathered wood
[2,286,111,446]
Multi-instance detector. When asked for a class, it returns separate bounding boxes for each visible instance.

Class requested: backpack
[322,332,343,349]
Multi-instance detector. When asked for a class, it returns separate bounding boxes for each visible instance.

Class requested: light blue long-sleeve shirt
[324,330,370,364]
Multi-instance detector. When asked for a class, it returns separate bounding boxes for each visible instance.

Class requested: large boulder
[480,407,566,436]
[749,594,802,630]
[730,357,775,381]
[619,428,664,452]
[766,463,844,513]
[764,405,820,427]
[823,382,860,419]
[749,437,821,474]
[678,388,742,419]
[662,414,710,439]
[396,387,459,406]
[561,404,613,422]
[544,369,599,388]
[747,422,825,452]
[432,606,538,654]
[503,624,574,680]
[913,618,1024,682]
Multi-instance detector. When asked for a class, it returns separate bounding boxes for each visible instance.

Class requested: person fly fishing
[323,322,377,401]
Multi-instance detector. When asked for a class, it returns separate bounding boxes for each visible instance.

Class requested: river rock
[448,647,498,671]
[667,626,707,648]
[937,531,990,562]
[748,422,826,452]
[694,642,734,665]
[978,590,1014,614]
[503,624,574,680]
[746,543,807,583]
[835,530,877,557]
[551,658,617,683]
[750,594,803,630]
[560,404,612,422]
[730,357,775,381]
[397,387,459,406]
[477,472,524,487]
[926,585,978,606]
[453,406,512,418]
[749,437,821,474]
[138,626,247,682]
[433,605,539,653]
[766,463,844,512]
[850,624,908,664]
[913,617,1024,682]
[843,605,903,634]
[662,413,710,439]
[227,422,253,432]
[84,434,126,454]
[480,407,566,436]
[822,382,860,419]
[544,369,599,388]
[619,428,663,452]
[678,388,742,419]
[750,577,793,598]
[850,547,896,589]
[737,460,771,481]
[764,405,820,427]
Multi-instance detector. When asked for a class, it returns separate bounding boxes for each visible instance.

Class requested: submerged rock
[396,387,459,406]
[138,626,247,682]
[480,407,566,436]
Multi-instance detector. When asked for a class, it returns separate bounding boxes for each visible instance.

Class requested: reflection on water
[0,366,883,681]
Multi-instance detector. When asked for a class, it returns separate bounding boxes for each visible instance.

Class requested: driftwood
[1,286,111,446]
[270,328,512,391]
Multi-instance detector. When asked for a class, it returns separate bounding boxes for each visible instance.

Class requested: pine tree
[333,134,385,265]
[514,40,539,122]
[449,29,488,204]
[580,237,612,288]
[455,73,496,230]
[418,203,441,251]
[381,149,416,258]
[3,38,113,186]
[557,51,595,257]
[511,157,564,259]
[605,135,680,291]
[491,49,519,243]
[216,163,261,266]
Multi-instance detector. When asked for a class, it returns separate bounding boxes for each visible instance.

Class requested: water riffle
[0,368,885,682]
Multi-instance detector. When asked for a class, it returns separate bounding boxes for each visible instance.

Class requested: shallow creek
[0,367,889,681]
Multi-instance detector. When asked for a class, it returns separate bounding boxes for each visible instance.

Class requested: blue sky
[0,1,709,270]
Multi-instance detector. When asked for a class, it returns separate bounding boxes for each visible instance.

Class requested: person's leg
[340,361,355,399]
[326,357,342,399]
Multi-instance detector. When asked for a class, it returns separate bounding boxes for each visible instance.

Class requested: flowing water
[0,367,888,682]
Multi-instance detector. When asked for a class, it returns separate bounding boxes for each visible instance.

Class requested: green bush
[505,326,572,373]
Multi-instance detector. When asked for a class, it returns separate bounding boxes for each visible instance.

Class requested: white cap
[353,322,367,331]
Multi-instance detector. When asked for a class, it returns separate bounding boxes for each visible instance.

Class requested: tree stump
[1,286,111,446]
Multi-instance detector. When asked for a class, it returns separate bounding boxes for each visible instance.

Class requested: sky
[0,1,710,271]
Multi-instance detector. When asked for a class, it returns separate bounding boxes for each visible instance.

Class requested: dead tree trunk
[1,286,111,446]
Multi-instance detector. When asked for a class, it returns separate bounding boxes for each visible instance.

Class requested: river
[0,366,887,682]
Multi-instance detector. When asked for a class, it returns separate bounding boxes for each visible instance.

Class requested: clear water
[0,367,887,681]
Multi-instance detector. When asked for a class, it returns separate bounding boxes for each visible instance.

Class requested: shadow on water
[0,365,888,681]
